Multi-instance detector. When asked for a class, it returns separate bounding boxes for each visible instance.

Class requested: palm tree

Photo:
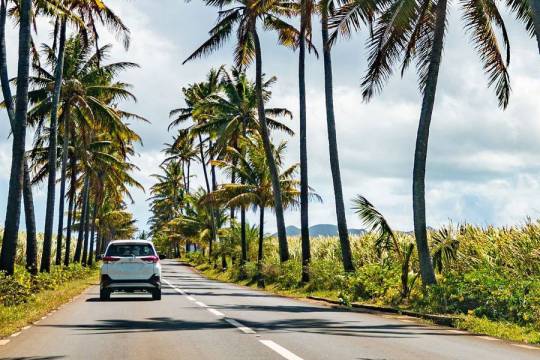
[212,135,319,276]
[41,0,130,272]
[297,0,319,282]
[0,0,39,274]
[169,189,228,258]
[148,161,186,254]
[0,0,32,275]
[313,0,375,272]
[27,36,141,266]
[183,0,301,262]
[183,68,293,265]
[355,0,511,284]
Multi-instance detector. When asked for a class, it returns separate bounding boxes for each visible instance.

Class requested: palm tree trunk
[23,160,37,274]
[531,0,540,54]
[74,176,89,263]
[64,155,77,266]
[321,6,354,272]
[412,0,447,286]
[251,24,289,262]
[88,204,97,266]
[257,206,265,264]
[256,205,265,287]
[198,135,217,258]
[299,2,310,282]
[56,105,71,265]
[0,0,37,274]
[0,0,32,275]
[198,135,211,192]
[186,160,191,193]
[64,188,76,266]
[41,18,67,273]
[82,196,91,266]
[241,206,247,265]
[96,232,103,258]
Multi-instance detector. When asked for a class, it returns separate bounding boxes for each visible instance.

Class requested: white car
[99,240,162,301]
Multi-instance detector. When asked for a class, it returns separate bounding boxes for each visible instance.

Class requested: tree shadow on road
[44,317,231,335]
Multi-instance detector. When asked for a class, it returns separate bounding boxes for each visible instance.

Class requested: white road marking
[0,340,10,346]
[22,326,31,330]
[195,301,208,308]
[163,279,186,294]
[446,329,467,334]
[165,277,257,335]
[224,318,256,334]
[260,340,304,360]
[208,308,225,317]
[10,332,21,337]
[512,344,539,350]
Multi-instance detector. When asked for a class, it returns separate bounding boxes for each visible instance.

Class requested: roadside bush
[0,264,94,307]
[423,267,540,328]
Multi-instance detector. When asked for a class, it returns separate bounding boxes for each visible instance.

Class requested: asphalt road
[1,260,539,359]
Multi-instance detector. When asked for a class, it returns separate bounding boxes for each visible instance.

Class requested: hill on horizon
[273,224,365,237]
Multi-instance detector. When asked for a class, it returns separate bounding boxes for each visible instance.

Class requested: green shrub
[0,263,94,307]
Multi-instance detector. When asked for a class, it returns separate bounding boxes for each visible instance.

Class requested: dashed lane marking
[260,340,304,360]
[208,308,225,317]
[195,301,208,308]
[224,318,256,334]
[10,332,21,337]
[164,275,303,360]
[0,340,10,346]
[22,326,31,330]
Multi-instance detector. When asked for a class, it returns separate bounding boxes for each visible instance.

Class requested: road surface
[0,260,538,359]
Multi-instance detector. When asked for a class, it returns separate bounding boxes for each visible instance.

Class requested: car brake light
[141,255,159,263]
[103,256,120,263]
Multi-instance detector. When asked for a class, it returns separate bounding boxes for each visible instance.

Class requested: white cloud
[2,0,540,234]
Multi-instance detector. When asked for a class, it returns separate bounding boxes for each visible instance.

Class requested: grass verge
[0,268,98,338]
[185,260,540,345]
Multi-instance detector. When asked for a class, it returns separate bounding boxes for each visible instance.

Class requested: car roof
[108,240,154,245]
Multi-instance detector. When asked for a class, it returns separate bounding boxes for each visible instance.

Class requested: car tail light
[141,255,159,263]
[103,256,120,263]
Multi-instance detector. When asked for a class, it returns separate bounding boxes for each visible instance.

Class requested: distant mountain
[274,224,365,237]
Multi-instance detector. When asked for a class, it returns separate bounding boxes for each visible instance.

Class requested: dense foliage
[0,263,95,307]
[186,221,540,330]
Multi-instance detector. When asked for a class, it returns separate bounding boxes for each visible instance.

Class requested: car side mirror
[96,254,103,261]
[158,254,166,260]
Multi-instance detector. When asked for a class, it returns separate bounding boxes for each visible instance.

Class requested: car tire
[152,289,161,301]
[100,288,110,301]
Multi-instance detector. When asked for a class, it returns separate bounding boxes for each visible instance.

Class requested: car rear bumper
[101,274,161,291]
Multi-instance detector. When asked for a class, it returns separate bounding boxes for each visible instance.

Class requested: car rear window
[106,244,155,257]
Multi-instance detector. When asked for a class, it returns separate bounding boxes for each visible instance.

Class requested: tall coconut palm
[355,0,511,284]
[211,135,320,275]
[297,0,319,281]
[183,0,302,262]
[0,0,32,275]
[41,0,130,272]
[27,36,140,265]
[187,68,293,265]
[315,0,375,272]
[0,0,39,273]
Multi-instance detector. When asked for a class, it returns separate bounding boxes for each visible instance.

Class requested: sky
[2,0,540,234]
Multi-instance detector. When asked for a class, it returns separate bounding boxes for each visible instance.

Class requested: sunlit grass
[0,268,98,337]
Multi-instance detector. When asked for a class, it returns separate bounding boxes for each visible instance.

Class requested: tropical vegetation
[0,0,539,346]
